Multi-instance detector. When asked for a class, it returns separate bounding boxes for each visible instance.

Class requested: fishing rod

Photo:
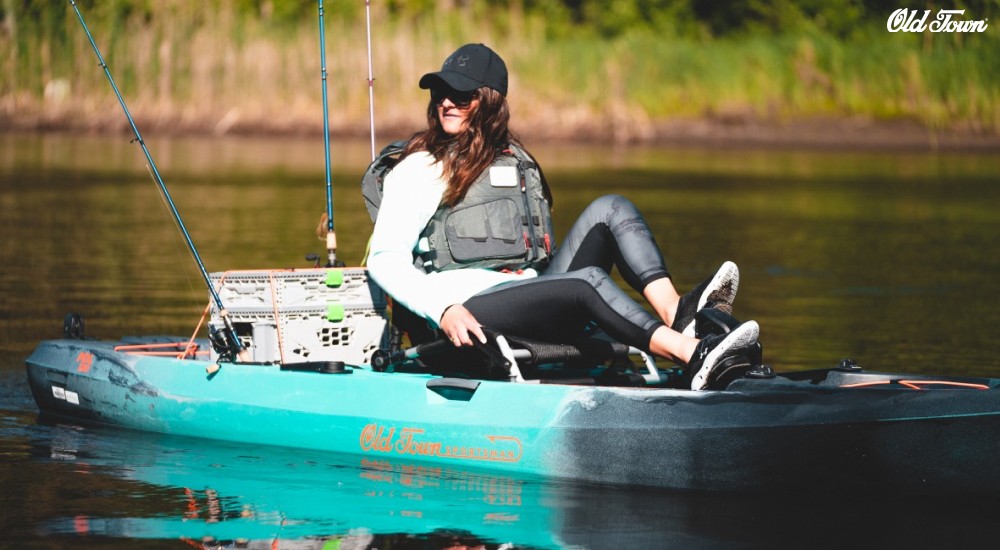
[68,0,249,364]
[317,0,342,268]
[365,0,377,161]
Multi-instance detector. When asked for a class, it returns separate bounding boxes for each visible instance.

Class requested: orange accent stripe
[114,342,206,359]
[841,379,989,390]
[114,342,197,350]
[119,350,209,357]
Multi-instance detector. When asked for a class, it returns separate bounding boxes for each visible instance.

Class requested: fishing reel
[208,314,247,363]
[208,326,237,362]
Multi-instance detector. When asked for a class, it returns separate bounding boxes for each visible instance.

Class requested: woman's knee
[584,194,640,222]
[588,193,630,209]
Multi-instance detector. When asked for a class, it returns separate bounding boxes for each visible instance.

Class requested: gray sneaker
[671,261,739,338]
[687,320,759,391]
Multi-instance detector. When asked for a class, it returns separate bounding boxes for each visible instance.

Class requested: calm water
[3,132,1000,548]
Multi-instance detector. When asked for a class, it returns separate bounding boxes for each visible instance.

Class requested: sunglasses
[431,88,477,108]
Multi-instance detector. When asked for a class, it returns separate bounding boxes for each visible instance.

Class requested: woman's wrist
[440,303,461,322]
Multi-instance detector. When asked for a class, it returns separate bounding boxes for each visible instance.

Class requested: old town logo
[360,424,523,463]
[887,9,989,33]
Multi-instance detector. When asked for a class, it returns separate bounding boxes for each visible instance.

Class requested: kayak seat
[500,332,676,386]
[377,302,767,389]
[373,309,682,386]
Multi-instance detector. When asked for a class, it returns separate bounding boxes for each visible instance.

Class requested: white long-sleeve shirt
[366,151,537,327]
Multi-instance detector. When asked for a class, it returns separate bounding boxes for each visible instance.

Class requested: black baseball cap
[419,43,508,96]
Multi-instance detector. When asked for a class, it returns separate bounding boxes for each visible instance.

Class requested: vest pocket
[445,198,525,262]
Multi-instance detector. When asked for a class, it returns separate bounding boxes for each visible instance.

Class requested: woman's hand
[440,304,487,347]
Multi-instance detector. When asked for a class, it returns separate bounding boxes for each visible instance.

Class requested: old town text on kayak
[360,424,523,463]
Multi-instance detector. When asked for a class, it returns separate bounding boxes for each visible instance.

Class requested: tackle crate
[208,268,389,366]
[210,268,386,309]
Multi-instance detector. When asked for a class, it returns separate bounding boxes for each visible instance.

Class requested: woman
[367,43,759,390]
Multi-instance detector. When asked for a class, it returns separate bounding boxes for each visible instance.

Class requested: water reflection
[2,409,998,549]
[12,415,635,548]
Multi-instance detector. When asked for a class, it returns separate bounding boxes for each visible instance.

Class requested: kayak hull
[25,338,1000,494]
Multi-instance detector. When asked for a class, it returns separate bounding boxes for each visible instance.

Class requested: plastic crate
[208,268,389,366]
[210,268,386,310]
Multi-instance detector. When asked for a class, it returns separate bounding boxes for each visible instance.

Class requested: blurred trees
[215,0,1000,38]
[8,0,994,38]
[1,0,996,136]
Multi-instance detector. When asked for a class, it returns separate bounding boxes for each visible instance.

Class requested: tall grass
[1,3,997,142]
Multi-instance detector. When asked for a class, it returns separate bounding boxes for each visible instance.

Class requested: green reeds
[2,2,996,140]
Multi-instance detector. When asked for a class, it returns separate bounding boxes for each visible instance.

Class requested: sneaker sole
[681,260,740,337]
[690,320,759,391]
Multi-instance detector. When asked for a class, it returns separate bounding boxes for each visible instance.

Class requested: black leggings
[463,195,669,352]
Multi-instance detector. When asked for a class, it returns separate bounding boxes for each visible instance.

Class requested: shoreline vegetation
[2,1,998,150]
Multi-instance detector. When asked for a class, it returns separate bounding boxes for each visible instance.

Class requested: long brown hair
[404,87,517,206]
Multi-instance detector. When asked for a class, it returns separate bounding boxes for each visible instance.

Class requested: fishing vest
[362,141,554,273]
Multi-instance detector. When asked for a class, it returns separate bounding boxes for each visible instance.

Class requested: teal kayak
[25,334,1000,494]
